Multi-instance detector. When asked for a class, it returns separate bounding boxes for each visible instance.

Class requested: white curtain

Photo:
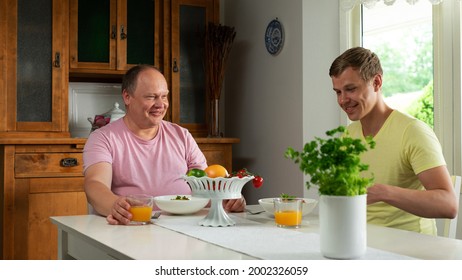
[341,0,443,11]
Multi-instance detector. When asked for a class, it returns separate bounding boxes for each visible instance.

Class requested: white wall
[223,0,341,204]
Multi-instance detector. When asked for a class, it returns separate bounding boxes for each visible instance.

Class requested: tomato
[237,168,249,178]
[187,168,206,177]
[204,164,229,178]
[253,175,264,188]
[229,168,252,178]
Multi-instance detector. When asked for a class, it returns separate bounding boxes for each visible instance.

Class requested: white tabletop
[50,206,462,260]
[51,213,255,260]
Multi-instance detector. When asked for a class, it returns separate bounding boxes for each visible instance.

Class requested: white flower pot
[319,194,367,259]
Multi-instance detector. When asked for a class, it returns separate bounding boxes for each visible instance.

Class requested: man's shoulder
[86,119,129,146]
[161,120,190,134]
[391,110,416,122]
[390,110,432,132]
[93,119,124,136]
[161,120,182,129]
[160,120,196,142]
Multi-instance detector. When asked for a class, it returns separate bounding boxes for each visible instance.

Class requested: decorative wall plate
[265,18,284,55]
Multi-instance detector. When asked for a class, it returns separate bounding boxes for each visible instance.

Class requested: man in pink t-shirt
[83,65,246,225]
[84,119,206,205]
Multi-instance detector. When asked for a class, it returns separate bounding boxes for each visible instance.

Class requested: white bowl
[153,195,210,215]
[258,197,318,216]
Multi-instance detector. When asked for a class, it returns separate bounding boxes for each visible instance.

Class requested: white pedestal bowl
[181,175,254,227]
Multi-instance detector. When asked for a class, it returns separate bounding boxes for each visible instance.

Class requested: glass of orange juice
[127,194,154,225]
[274,198,303,228]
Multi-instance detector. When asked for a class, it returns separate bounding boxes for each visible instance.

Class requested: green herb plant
[285,126,375,196]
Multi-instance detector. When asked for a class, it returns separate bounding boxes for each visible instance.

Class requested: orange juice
[274,210,302,227]
[129,206,152,223]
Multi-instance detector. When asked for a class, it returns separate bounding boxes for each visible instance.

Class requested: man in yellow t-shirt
[329,47,458,235]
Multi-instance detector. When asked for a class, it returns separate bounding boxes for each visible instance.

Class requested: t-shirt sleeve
[404,120,446,175]
[184,131,208,170]
[82,130,114,174]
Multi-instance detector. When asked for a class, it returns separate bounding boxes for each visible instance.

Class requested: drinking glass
[273,198,303,228]
[127,194,154,225]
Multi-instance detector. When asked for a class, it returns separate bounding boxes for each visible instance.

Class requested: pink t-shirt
[83,119,207,200]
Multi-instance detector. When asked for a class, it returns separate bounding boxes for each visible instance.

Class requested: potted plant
[285,126,375,259]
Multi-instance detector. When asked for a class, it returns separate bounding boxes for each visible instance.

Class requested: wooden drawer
[15,153,84,178]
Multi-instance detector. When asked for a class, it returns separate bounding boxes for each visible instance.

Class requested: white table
[50,207,462,260]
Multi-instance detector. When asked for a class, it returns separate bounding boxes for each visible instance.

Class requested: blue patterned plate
[265,18,284,55]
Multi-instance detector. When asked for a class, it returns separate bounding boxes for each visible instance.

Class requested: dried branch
[205,23,236,100]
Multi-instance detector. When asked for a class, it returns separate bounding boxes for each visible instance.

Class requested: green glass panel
[78,0,110,63]
[17,0,52,122]
[179,6,206,124]
[127,0,155,65]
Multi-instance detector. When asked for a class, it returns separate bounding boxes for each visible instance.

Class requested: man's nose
[338,92,348,104]
[153,98,163,106]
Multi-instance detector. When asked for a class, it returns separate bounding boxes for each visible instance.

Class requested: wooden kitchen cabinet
[0,0,221,138]
[69,0,219,137]
[0,0,69,136]
[198,138,239,172]
[0,139,88,260]
[0,0,237,259]
[69,0,162,75]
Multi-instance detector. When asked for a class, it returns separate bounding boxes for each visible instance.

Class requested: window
[339,0,461,176]
[363,1,433,128]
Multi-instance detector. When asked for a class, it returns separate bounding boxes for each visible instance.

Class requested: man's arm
[84,162,132,224]
[367,166,458,218]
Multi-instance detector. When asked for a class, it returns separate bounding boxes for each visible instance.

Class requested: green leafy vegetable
[284,126,375,196]
[171,195,190,201]
[280,193,296,200]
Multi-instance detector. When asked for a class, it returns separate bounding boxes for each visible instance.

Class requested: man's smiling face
[331,66,380,121]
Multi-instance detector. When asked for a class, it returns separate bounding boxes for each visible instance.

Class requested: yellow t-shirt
[347,110,446,235]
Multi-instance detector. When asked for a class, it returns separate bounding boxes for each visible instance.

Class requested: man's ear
[373,74,383,91]
[122,90,130,106]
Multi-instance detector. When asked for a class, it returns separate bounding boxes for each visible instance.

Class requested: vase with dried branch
[205,22,236,137]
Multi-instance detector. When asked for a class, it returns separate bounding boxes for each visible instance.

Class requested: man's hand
[106,196,132,225]
[223,196,246,212]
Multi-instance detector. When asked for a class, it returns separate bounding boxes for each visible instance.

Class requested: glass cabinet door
[171,0,217,137]
[69,0,116,70]
[69,0,161,72]
[118,0,161,70]
[9,0,68,132]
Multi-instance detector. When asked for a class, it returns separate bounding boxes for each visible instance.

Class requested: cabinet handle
[111,25,117,39]
[120,25,127,40]
[172,58,179,72]
[60,158,78,167]
[53,52,60,68]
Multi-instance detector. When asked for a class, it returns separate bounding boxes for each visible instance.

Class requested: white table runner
[154,214,414,260]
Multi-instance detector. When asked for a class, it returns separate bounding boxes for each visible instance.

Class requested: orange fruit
[204,164,229,178]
